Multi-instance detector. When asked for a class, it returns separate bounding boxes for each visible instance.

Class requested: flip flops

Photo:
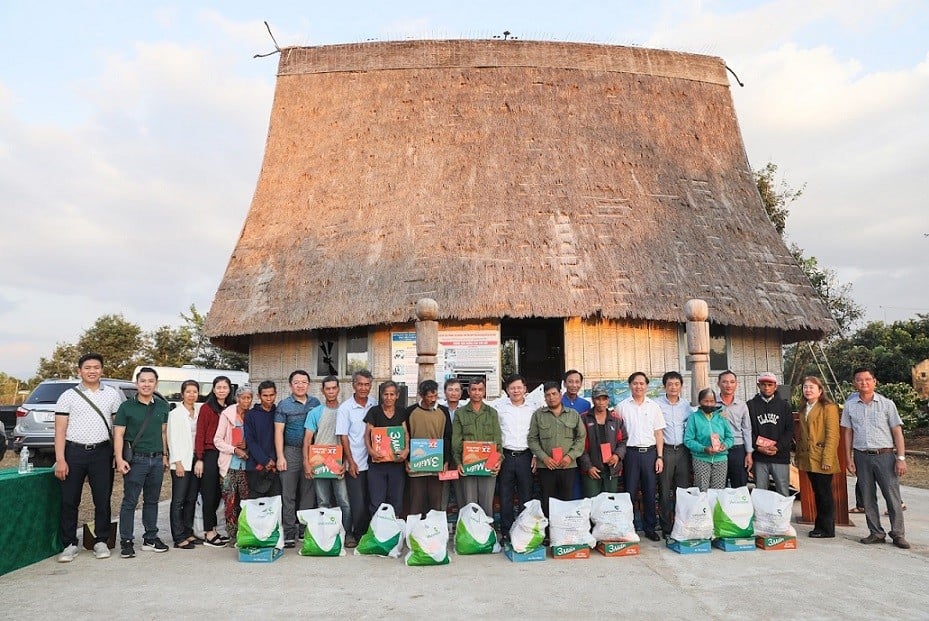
[848,506,865,514]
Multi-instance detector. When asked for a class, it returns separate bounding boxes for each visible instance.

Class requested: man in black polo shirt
[114,367,170,558]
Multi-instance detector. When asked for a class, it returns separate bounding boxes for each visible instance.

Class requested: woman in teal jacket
[684,388,734,491]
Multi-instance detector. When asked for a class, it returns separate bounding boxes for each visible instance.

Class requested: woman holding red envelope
[684,388,734,491]
[215,385,253,544]
[577,384,628,497]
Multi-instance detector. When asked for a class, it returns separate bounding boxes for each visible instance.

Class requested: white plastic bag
[237,496,284,549]
[455,503,501,554]
[590,492,639,542]
[548,497,596,547]
[751,488,797,536]
[708,487,755,538]
[670,487,713,541]
[297,507,345,556]
[404,510,450,566]
[355,503,406,558]
[509,499,549,553]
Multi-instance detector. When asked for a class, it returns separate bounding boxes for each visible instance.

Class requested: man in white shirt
[616,372,666,541]
[496,374,536,540]
[54,353,123,562]
[335,369,377,542]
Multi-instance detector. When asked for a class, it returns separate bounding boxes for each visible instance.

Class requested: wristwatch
[896,456,906,461]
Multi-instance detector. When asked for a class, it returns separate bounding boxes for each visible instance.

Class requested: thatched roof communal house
[205,39,835,400]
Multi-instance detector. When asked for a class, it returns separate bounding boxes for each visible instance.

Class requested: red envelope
[231,427,244,447]
[551,447,564,462]
[600,443,612,463]
[438,469,460,481]
[484,449,500,471]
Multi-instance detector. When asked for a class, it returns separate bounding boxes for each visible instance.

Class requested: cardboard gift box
[666,538,712,554]
[712,537,756,552]
[551,543,591,559]
[238,546,284,563]
[596,540,640,557]
[307,444,342,479]
[410,438,444,473]
[371,426,405,461]
[461,441,499,476]
[755,535,797,551]
[504,543,546,563]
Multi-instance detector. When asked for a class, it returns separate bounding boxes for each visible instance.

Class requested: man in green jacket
[528,381,586,518]
[452,377,503,518]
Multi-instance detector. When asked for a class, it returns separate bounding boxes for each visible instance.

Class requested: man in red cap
[747,372,793,496]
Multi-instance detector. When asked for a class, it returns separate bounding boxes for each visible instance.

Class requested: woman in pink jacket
[214,385,253,544]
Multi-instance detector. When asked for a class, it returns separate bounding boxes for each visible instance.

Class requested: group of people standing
[52,353,910,564]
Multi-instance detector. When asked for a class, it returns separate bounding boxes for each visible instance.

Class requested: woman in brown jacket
[796,376,839,538]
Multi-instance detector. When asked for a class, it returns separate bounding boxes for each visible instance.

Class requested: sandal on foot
[849,506,865,514]
[203,533,226,548]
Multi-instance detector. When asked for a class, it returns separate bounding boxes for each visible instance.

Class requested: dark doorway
[500,318,565,391]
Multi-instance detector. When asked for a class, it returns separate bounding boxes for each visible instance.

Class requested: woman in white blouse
[167,380,200,549]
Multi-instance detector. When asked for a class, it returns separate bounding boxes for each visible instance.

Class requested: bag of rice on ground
[355,503,405,558]
[708,487,755,538]
[405,510,450,566]
[237,496,283,549]
[751,488,797,537]
[670,487,713,541]
[509,499,548,553]
[297,507,345,556]
[455,503,501,554]
[549,497,596,547]
[590,492,639,542]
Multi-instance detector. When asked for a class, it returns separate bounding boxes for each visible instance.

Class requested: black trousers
[367,461,406,516]
[60,441,113,547]
[726,445,749,488]
[808,471,835,536]
[498,450,533,532]
[538,467,576,517]
[199,449,221,531]
[345,469,370,540]
[170,469,200,544]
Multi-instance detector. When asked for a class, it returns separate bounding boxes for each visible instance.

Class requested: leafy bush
[877,383,928,432]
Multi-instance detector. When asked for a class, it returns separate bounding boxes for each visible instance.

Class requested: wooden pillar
[685,299,710,405]
[415,298,439,389]
[794,412,853,526]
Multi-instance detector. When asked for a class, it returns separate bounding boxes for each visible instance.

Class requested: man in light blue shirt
[656,371,692,538]
[336,369,377,542]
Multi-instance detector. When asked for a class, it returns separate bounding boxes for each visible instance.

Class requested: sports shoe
[344,536,358,549]
[120,540,136,558]
[142,537,169,552]
[283,539,296,549]
[93,542,111,559]
[57,544,80,563]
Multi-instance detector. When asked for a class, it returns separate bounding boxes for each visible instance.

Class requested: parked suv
[12,378,168,454]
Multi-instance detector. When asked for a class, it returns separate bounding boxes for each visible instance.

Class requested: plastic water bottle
[19,446,30,474]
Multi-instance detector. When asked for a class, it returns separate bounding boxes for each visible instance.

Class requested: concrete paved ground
[4,479,927,620]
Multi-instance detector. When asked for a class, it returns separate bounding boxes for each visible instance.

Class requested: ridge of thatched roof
[205,39,836,349]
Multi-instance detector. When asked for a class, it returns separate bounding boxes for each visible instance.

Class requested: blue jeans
[498,450,533,533]
[854,450,905,538]
[315,476,351,534]
[120,454,165,542]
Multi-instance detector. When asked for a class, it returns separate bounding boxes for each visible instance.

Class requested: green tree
[755,161,804,236]
[823,316,929,385]
[181,304,248,371]
[75,314,144,379]
[143,324,195,367]
[35,342,81,380]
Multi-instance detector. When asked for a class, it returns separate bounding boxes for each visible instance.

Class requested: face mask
[700,405,717,414]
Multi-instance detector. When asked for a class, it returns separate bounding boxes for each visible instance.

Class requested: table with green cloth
[0,467,62,575]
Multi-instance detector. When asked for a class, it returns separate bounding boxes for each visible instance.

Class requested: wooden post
[685,299,710,405]
[415,298,439,390]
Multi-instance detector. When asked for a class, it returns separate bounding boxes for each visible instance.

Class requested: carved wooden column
[415,298,439,388]
[685,299,710,404]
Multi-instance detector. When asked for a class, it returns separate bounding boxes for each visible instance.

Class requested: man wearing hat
[577,384,627,497]
[747,372,793,496]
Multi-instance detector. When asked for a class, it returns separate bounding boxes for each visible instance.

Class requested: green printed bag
[237,496,283,549]
[509,499,548,553]
[454,503,501,555]
[404,510,450,566]
[355,503,405,558]
[297,507,345,556]
[708,487,755,538]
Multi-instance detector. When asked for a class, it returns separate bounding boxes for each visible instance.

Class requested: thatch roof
[206,39,836,350]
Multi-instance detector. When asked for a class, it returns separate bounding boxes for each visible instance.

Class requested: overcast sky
[1,1,927,379]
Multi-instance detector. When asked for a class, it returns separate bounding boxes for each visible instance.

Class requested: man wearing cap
[747,372,793,496]
[841,367,909,549]
[577,384,627,497]
[717,371,753,487]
